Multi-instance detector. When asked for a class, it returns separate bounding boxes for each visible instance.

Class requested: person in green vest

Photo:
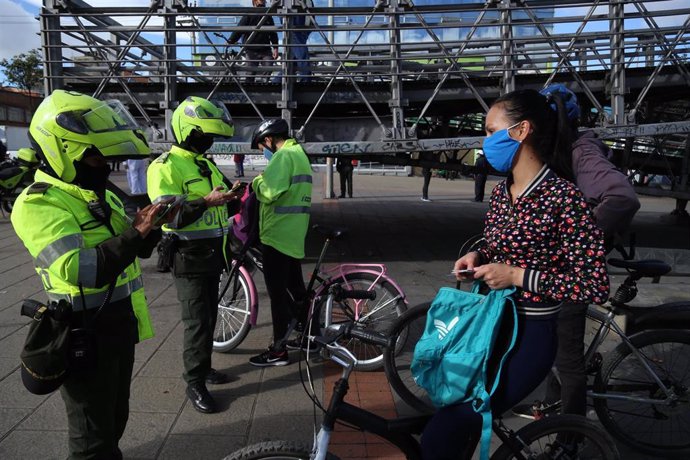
[11,90,167,459]
[248,119,313,367]
[147,96,241,414]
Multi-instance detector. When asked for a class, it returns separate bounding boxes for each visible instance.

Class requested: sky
[1,0,687,82]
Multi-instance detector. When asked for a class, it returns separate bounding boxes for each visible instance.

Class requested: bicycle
[223,284,620,460]
[213,224,408,371]
[384,236,690,457]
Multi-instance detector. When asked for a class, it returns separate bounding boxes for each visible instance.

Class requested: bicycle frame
[585,306,678,405]
[314,342,427,460]
[314,333,546,460]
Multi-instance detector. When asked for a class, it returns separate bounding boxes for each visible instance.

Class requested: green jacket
[11,169,155,341]
[253,139,312,259]
[147,145,234,275]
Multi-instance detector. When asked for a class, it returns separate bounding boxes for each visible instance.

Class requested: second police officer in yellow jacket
[11,90,169,459]
[147,97,241,414]
[247,119,313,367]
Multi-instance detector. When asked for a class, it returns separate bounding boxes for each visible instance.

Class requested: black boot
[186,383,217,414]
[205,368,231,385]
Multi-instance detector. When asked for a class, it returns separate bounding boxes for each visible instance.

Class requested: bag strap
[474,293,519,460]
[478,407,493,460]
[487,297,518,396]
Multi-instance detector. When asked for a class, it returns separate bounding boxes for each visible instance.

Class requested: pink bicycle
[213,225,408,371]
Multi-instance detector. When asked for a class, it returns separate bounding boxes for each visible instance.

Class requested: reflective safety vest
[147,145,230,243]
[252,138,312,259]
[10,170,154,341]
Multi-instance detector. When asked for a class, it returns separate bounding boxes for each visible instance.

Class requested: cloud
[0,0,41,62]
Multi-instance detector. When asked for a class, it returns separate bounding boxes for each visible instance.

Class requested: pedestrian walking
[336,157,353,198]
[234,153,245,177]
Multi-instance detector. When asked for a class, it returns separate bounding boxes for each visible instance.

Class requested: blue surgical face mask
[263,148,273,162]
[482,121,522,173]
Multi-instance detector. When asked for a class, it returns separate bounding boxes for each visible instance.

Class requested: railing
[37,0,690,197]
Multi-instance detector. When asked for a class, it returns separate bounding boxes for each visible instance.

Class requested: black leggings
[261,244,307,346]
[421,316,558,460]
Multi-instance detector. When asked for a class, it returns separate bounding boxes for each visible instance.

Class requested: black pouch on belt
[68,327,98,372]
[157,233,178,273]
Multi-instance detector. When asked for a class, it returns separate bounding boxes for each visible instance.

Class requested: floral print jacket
[475,166,610,318]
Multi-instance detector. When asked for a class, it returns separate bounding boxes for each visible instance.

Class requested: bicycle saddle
[607,258,671,278]
[312,224,348,239]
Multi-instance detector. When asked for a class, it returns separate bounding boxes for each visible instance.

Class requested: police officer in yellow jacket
[248,119,313,367]
[147,97,240,414]
[11,90,169,459]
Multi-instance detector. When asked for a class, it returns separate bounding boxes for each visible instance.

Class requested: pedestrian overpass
[38,0,690,201]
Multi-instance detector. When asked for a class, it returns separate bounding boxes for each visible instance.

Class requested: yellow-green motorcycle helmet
[17,148,39,166]
[29,90,150,183]
[171,96,234,144]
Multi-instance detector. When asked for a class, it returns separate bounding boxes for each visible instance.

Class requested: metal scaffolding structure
[39,0,690,199]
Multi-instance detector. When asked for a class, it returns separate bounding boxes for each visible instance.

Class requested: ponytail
[544,92,575,182]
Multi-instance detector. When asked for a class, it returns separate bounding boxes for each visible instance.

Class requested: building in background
[0,87,42,151]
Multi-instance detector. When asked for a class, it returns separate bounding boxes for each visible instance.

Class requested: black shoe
[205,368,230,385]
[286,336,322,353]
[249,347,289,367]
[186,383,217,414]
[338,195,345,198]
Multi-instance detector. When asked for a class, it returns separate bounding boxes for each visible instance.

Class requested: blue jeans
[292,31,311,78]
[272,31,311,83]
[421,315,558,460]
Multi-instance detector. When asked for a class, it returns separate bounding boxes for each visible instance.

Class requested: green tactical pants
[60,334,135,460]
[174,274,220,385]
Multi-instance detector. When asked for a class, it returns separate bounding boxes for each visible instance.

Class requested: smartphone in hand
[155,195,186,224]
[230,181,247,193]
[451,269,476,275]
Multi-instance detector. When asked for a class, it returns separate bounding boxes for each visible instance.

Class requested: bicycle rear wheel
[318,272,406,371]
[213,266,252,352]
[383,302,435,413]
[223,441,339,460]
[491,415,620,460]
[593,329,690,457]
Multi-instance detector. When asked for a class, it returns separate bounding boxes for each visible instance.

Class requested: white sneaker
[421,197,432,202]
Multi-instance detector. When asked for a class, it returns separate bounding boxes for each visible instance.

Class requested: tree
[0,49,43,111]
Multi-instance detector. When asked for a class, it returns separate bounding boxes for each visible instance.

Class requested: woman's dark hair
[493,89,574,182]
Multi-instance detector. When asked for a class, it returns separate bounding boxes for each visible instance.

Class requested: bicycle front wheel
[214,266,252,352]
[223,441,340,460]
[383,302,435,413]
[319,272,406,371]
[593,329,690,457]
[491,415,620,460]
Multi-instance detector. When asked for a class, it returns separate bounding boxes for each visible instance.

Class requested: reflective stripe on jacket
[10,169,154,341]
[252,139,312,259]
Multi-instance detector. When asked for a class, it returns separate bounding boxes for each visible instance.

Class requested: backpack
[411,284,518,460]
[229,185,260,257]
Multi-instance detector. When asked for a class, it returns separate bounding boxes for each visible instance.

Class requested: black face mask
[74,161,111,195]
[186,133,215,154]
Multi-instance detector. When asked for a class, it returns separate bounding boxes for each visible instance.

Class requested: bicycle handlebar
[320,322,391,348]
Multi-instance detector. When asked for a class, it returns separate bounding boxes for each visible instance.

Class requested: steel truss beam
[39,0,690,198]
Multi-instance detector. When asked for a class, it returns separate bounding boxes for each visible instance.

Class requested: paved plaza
[0,167,688,459]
